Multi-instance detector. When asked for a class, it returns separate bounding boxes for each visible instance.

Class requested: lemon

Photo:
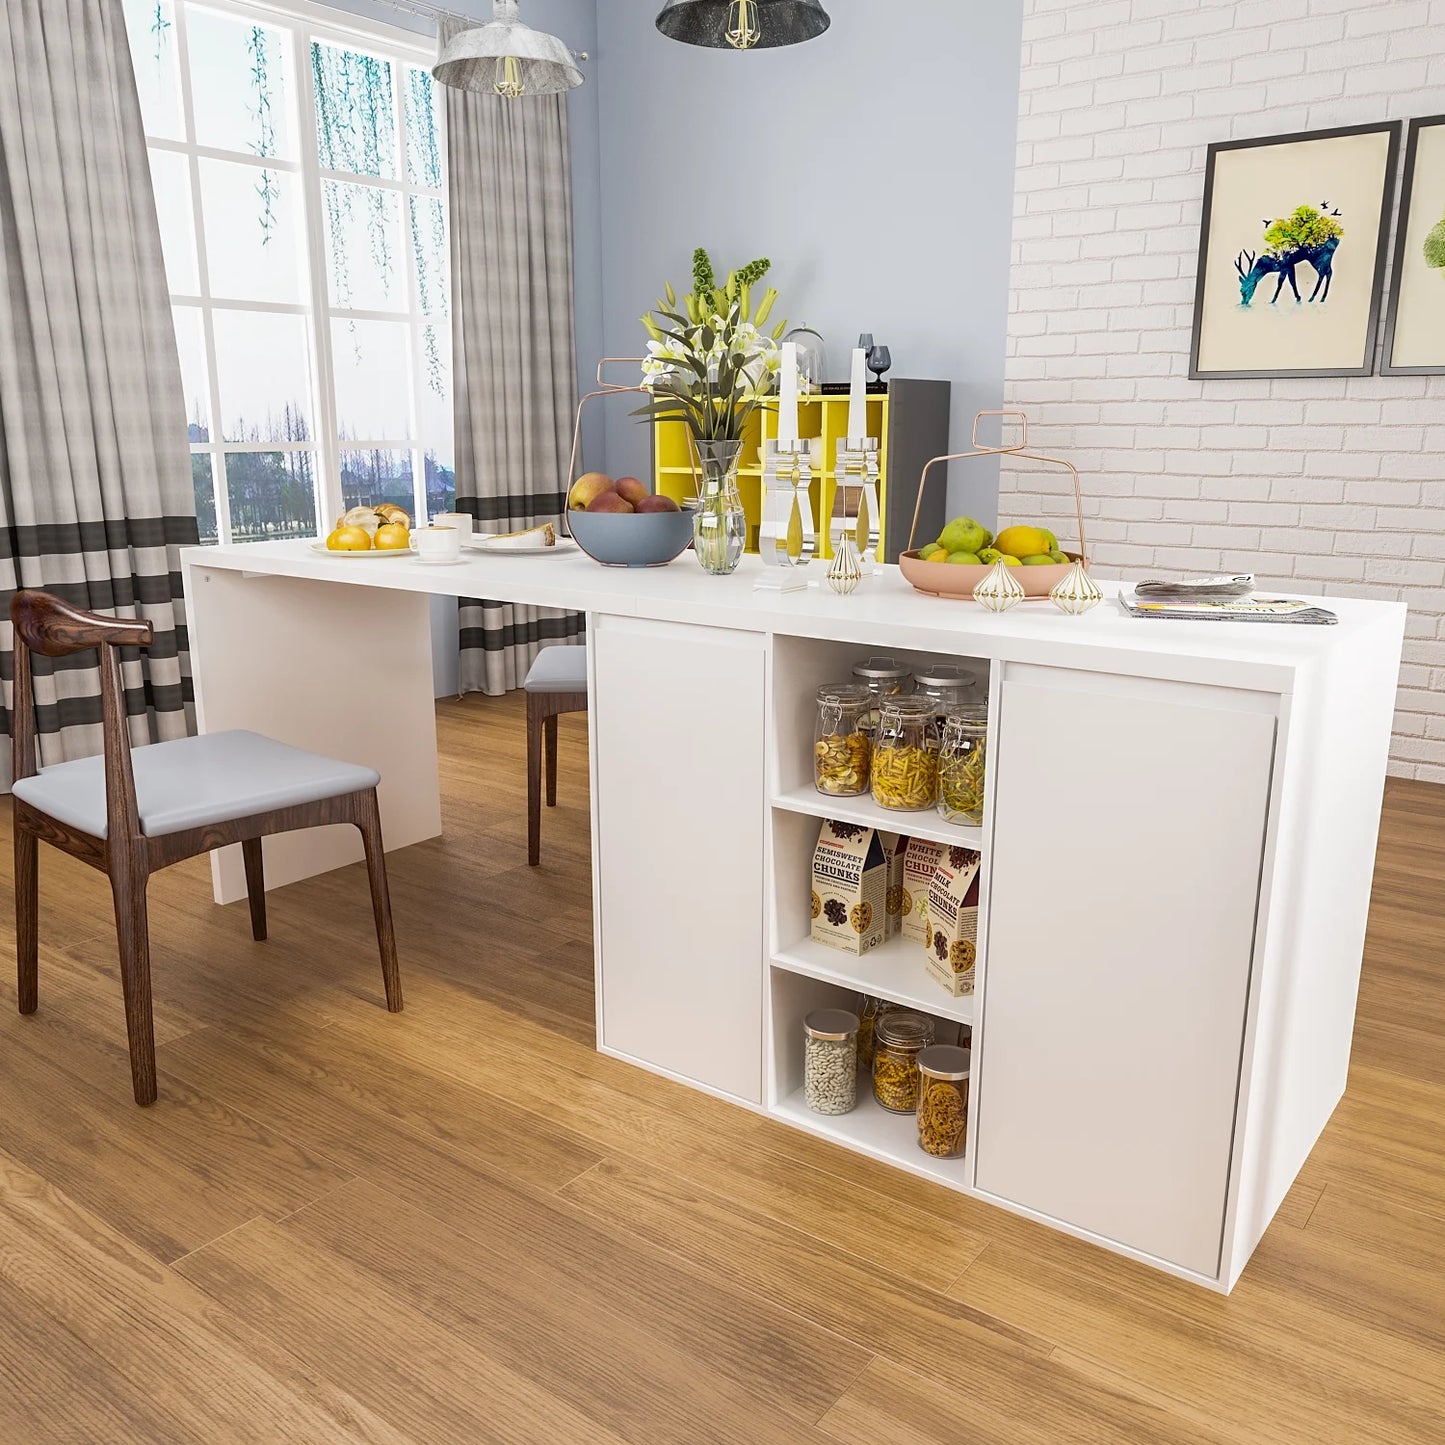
[327,525,372,551]
[999,555,1021,566]
[1021,554,1056,566]
[994,525,1053,559]
[1048,549,1069,564]
[945,551,981,565]
[373,523,411,550]
[978,548,1001,565]
[918,542,945,561]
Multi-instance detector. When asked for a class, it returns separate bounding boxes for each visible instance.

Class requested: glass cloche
[783,325,828,394]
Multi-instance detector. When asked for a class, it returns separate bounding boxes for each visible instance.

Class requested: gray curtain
[0,0,197,788]
[442,16,584,696]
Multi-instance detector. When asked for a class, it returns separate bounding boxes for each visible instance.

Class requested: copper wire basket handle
[906,412,1088,565]
[972,409,1029,450]
[563,366,648,539]
[595,356,645,391]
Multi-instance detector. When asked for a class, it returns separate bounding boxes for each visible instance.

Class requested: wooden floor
[0,694,1442,1443]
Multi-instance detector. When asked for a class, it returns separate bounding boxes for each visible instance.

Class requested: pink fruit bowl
[898,550,1086,600]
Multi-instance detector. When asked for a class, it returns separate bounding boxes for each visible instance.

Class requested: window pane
[188,9,295,159]
[172,305,210,440]
[148,147,198,292]
[213,309,314,443]
[224,449,317,542]
[419,324,454,518]
[191,452,218,543]
[409,195,448,318]
[340,448,413,515]
[324,180,404,311]
[124,0,184,139]
[332,318,411,441]
[312,42,397,179]
[405,65,441,189]
[199,157,304,303]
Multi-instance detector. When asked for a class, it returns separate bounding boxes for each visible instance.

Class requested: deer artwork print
[1235,203,1344,306]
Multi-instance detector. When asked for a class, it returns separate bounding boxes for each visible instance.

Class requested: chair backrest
[10,591,154,838]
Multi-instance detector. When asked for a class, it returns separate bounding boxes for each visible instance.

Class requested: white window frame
[140,0,448,542]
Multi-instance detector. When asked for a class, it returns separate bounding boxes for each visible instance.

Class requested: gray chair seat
[11,729,380,840]
[523,644,588,693]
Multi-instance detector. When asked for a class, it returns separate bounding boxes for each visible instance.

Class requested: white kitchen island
[181,541,1405,1292]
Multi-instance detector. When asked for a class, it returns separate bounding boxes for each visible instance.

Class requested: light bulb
[726,0,761,49]
[493,53,524,96]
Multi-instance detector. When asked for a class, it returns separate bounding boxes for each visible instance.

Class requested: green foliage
[1423,217,1445,269]
[692,247,715,298]
[1262,204,1344,256]
[246,27,280,244]
[150,2,170,60]
[736,256,771,286]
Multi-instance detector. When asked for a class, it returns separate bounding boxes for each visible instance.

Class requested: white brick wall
[1004,0,1445,779]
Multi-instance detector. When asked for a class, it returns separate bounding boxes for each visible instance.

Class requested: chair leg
[110,869,157,1106]
[15,824,38,1016]
[544,711,559,807]
[241,836,267,942]
[354,790,403,1013]
[526,692,543,867]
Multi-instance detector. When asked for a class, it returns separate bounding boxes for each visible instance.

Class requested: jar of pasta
[913,663,979,724]
[916,1045,970,1158]
[871,696,940,811]
[937,705,988,827]
[856,994,895,1071]
[851,656,913,735]
[873,1010,935,1112]
[814,683,872,797]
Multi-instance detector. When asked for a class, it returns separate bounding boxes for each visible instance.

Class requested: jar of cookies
[803,1008,859,1116]
[916,1045,970,1158]
[871,696,940,812]
[814,683,872,797]
[872,1010,935,1112]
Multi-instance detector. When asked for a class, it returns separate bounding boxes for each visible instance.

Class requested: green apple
[937,516,989,555]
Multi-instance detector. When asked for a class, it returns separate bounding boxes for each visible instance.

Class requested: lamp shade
[433,0,583,96]
[655,0,831,50]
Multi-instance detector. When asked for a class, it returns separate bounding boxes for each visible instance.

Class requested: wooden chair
[8,590,402,1106]
[523,644,588,866]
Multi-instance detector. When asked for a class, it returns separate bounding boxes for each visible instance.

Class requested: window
[124,0,453,543]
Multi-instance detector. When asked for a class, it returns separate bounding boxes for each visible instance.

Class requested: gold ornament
[972,559,1025,613]
[1049,563,1103,615]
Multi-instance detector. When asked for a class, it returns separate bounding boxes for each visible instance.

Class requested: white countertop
[182,540,1405,690]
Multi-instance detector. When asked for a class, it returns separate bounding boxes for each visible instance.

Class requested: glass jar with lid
[814,683,872,797]
[856,994,895,1071]
[871,696,940,812]
[916,1045,970,1157]
[873,1010,935,1112]
[803,1008,859,1115]
[913,663,979,725]
[851,655,913,735]
[937,704,988,827]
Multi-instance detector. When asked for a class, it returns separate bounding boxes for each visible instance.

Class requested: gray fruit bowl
[566,504,695,568]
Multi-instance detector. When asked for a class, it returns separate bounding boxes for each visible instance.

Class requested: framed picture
[1189,122,1400,379]
[1381,115,1445,373]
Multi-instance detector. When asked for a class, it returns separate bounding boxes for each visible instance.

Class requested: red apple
[636,493,681,513]
[615,476,650,507]
[568,471,613,510]
[588,491,634,514]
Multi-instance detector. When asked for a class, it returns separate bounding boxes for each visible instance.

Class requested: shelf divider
[774,787,984,851]
[772,938,975,1025]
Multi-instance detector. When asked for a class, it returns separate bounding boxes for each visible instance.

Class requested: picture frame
[1188,121,1400,380]
[1381,114,1445,374]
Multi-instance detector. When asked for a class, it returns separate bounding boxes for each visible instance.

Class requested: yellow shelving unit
[652,393,892,559]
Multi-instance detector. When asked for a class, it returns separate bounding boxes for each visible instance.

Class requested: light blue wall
[593,0,1024,522]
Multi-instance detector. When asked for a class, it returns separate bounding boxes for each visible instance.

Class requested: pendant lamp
[655,0,831,51]
[433,0,583,98]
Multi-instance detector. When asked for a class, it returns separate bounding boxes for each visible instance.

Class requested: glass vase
[690,438,746,576]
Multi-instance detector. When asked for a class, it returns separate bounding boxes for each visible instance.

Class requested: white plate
[308,542,412,559]
[463,536,579,556]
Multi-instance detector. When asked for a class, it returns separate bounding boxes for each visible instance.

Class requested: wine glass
[867,344,892,387]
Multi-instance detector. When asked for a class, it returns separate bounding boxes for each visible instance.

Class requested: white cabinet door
[974,665,1277,1278]
[593,616,766,1104]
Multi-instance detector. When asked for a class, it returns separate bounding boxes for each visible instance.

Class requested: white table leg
[185,563,441,905]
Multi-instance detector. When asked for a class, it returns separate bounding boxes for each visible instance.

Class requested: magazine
[1118,593,1338,625]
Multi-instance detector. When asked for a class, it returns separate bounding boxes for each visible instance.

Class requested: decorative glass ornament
[826,534,863,595]
[973,559,1025,613]
[783,325,827,393]
[1050,563,1103,615]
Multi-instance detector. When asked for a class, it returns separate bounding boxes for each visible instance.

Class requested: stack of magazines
[1118,575,1337,626]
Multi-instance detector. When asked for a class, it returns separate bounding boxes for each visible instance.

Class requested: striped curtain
[442,17,584,695]
[0,0,197,788]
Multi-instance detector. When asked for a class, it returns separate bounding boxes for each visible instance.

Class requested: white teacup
[433,510,472,538]
[411,525,461,564]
